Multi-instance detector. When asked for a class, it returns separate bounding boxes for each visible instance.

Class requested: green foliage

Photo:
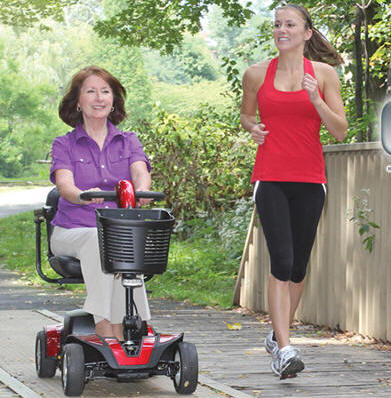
[132,103,256,220]
[339,80,378,143]
[148,235,238,308]
[0,212,52,284]
[0,0,77,28]
[0,55,61,177]
[91,36,153,125]
[217,197,253,260]
[94,0,254,54]
[346,189,380,253]
[0,211,82,290]
[150,79,230,115]
[144,34,220,85]
[171,35,219,83]
[209,6,276,103]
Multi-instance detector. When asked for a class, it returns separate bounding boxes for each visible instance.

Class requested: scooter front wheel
[35,330,57,378]
[173,342,198,394]
[61,343,85,397]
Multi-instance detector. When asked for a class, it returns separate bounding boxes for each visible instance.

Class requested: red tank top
[251,57,326,184]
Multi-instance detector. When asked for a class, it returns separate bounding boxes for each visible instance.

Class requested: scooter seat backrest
[45,187,60,250]
[43,187,83,281]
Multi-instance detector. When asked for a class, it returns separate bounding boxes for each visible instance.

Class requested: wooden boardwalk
[149,299,391,398]
[0,262,390,398]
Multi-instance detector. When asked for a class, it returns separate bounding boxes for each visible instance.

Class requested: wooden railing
[233,142,391,342]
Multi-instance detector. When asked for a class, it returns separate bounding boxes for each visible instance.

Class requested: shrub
[131,103,256,221]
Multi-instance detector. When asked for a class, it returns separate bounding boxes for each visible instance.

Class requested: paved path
[0,266,391,397]
[0,186,52,218]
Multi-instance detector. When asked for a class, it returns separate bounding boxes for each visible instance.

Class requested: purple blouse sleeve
[50,135,73,184]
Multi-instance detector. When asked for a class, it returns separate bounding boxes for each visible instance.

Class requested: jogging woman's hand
[251,123,269,145]
[302,73,321,105]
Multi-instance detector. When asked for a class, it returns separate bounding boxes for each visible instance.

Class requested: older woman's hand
[79,187,104,205]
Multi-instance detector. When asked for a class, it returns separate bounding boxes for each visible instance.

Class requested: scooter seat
[49,255,83,279]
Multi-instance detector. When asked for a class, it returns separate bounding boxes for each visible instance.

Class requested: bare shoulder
[312,61,339,80]
[242,60,270,92]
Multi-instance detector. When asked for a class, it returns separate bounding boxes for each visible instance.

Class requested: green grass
[148,237,238,308]
[0,212,83,289]
[0,211,239,308]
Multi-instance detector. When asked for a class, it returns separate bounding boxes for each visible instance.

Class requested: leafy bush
[131,103,256,221]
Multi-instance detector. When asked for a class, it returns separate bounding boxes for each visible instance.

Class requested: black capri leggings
[254,181,325,283]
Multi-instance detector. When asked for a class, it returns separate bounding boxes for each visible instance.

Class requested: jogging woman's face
[273,8,312,52]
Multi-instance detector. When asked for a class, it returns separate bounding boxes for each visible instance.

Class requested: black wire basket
[95,208,175,275]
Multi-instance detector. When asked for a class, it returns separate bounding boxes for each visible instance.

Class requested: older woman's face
[77,74,114,123]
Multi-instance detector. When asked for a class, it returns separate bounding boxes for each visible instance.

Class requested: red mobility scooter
[34,180,198,396]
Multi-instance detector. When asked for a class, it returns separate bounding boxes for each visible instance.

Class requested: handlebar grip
[135,191,165,200]
[79,191,117,201]
[79,191,165,201]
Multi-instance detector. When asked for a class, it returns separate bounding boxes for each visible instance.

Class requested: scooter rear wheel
[35,330,57,378]
[173,342,198,394]
[61,343,85,397]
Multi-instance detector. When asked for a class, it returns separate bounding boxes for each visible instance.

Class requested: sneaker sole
[280,358,305,380]
[271,360,280,376]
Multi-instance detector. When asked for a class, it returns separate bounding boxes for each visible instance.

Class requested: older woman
[50,66,151,341]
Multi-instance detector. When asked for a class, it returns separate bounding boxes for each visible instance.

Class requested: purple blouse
[50,122,151,228]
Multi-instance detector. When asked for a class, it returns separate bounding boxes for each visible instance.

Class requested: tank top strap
[263,58,278,88]
[303,56,315,77]
[303,56,324,97]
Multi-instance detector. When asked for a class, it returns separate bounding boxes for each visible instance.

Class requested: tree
[0,55,60,177]
[144,34,219,85]
[94,0,253,54]
[0,0,76,28]
[207,4,275,103]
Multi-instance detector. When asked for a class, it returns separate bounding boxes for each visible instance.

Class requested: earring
[111,107,115,113]
[77,105,81,112]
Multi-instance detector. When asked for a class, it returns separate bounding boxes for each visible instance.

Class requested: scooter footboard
[68,333,184,370]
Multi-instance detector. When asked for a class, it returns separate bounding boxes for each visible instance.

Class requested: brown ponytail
[279,4,344,66]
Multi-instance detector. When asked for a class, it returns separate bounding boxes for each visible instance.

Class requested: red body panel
[116,179,136,209]
[44,322,180,367]
[45,324,62,357]
[77,333,180,366]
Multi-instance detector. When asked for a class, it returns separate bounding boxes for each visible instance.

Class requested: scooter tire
[35,330,57,378]
[61,343,85,397]
[173,342,198,394]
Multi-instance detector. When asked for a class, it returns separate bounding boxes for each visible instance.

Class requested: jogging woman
[240,3,347,379]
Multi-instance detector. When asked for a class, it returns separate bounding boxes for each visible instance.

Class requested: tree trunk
[362,4,373,141]
[363,2,384,141]
[354,5,364,142]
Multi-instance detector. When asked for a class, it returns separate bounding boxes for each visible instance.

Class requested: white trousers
[51,226,151,324]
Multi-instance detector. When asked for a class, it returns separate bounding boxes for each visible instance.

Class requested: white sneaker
[274,345,304,379]
[270,345,280,376]
[264,330,278,355]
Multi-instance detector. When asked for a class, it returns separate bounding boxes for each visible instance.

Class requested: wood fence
[233,142,391,342]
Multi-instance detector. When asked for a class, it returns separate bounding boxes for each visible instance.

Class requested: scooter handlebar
[79,190,165,201]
